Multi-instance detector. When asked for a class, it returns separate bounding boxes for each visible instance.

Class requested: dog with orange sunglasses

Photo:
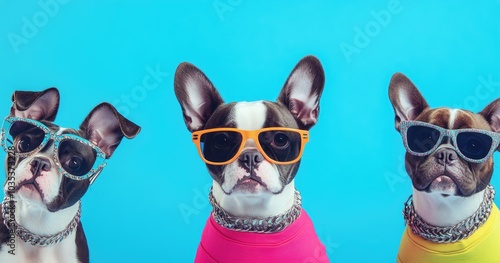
[174,56,329,263]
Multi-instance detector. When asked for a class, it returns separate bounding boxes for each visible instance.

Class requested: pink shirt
[195,209,329,263]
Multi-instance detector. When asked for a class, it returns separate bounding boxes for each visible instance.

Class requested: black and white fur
[175,56,324,219]
[0,88,140,263]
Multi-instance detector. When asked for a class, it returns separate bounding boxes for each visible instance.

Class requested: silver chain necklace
[209,188,302,233]
[403,185,495,243]
[2,197,81,246]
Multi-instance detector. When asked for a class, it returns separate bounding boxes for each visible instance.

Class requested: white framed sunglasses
[1,116,107,181]
[400,120,500,163]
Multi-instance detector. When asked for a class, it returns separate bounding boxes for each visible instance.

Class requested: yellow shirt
[397,203,500,263]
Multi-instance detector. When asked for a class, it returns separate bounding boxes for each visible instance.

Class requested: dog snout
[30,157,52,177]
[239,150,264,170]
[434,148,458,165]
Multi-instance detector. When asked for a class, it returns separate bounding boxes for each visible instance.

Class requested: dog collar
[208,188,302,233]
[403,185,495,243]
[2,197,81,246]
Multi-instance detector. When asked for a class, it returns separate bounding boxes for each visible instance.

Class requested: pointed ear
[480,98,500,133]
[277,56,325,130]
[388,73,429,131]
[174,62,224,132]
[10,88,60,121]
[80,103,141,158]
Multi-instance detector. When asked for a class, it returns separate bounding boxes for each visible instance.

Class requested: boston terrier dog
[389,73,500,262]
[174,56,329,262]
[0,88,140,263]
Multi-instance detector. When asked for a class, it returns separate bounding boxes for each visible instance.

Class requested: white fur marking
[449,109,459,129]
[56,127,68,136]
[220,156,283,196]
[234,101,267,130]
[413,187,485,226]
[213,180,295,218]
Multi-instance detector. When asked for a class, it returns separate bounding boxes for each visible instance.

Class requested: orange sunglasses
[192,127,309,165]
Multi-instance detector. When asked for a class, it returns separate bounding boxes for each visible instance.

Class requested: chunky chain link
[2,197,81,246]
[209,188,302,233]
[403,185,495,243]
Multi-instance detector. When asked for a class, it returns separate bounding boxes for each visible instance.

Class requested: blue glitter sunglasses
[400,120,500,163]
[1,116,107,182]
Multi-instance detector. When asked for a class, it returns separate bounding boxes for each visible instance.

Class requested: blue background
[1,1,500,262]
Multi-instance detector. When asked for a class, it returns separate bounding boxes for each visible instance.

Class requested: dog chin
[224,180,284,196]
[16,188,47,207]
[427,175,458,196]
[231,180,268,194]
[221,166,284,195]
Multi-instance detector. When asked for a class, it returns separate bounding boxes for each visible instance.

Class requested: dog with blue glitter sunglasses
[0,88,140,263]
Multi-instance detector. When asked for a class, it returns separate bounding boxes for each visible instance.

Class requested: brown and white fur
[389,72,500,227]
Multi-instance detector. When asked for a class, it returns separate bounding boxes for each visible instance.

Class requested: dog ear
[277,56,325,130]
[10,87,60,121]
[388,73,429,131]
[480,98,500,134]
[79,103,141,158]
[174,62,224,132]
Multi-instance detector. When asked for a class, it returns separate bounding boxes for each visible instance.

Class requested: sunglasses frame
[1,116,107,181]
[400,120,500,163]
[192,127,309,165]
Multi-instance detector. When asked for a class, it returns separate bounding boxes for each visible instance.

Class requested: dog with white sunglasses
[0,88,140,263]
[389,73,500,262]
[175,56,329,262]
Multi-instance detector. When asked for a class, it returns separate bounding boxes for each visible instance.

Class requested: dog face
[3,88,141,212]
[389,73,500,197]
[174,56,325,196]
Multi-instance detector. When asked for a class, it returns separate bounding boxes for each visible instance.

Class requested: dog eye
[66,156,83,170]
[213,133,231,150]
[273,133,289,148]
[462,137,483,154]
[17,136,33,152]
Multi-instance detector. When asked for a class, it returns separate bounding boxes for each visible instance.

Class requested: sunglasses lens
[5,121,46,153]
[258,130,302,162]
[58,139,97,176]
[456,132,492,160]
[406,125,441,153]
[200,131,242,163]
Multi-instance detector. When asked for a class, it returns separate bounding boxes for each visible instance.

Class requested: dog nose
[239,151,264,170]
[30,157,52,177]
[434,148,458,165]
